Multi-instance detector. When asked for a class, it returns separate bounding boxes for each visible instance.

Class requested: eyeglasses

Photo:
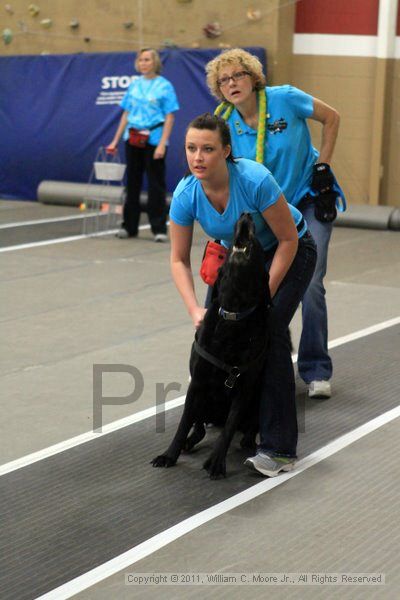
[217,71,250,87]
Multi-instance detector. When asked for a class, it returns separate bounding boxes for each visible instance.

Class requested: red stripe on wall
[295,0,379,35]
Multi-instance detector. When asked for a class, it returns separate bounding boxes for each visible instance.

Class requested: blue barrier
[0,48,266,200]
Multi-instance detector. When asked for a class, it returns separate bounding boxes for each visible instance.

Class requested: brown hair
[184,113,236,176]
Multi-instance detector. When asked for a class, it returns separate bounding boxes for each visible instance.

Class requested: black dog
[151,213,271,479]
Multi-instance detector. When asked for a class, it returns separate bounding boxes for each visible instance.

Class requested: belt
[148,122,164,131]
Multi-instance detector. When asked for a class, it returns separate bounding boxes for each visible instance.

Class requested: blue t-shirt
[226,85,340,207]
[120,75,179,145]
[170,158,306,251]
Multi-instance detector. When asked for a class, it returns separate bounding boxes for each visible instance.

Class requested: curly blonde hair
[206,48,266,100]
[134,47,162,75]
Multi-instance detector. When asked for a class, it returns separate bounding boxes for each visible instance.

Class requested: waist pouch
[200,240,228,286]
[128,122,164,148]
[128,128,149,148]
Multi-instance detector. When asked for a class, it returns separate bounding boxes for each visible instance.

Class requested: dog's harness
[193,336,268,389]
[194,293,269,389]
[193,233,278,388]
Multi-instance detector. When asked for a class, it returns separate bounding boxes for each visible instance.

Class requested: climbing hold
[28,3,40,17]
[203,22,222,39]
[2,28,13,44]
[40,18,52,28]
[247,9,262,21]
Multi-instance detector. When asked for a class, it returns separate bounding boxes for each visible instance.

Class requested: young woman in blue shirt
[169,113,317,476]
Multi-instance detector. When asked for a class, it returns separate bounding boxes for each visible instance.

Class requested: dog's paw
[151,455,176,468]
[203,455,226,479]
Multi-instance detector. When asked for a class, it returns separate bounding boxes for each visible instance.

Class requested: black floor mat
[1,325,399,599]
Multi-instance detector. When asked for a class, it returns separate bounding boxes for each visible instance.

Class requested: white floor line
[0,223,151,253]
[0,213,93,229]
[291,315,400,363]
[327,316,400,349]
[36,403,400,600]
[0,397,185,477]
[0,231,117,253]
[1,315,399,478]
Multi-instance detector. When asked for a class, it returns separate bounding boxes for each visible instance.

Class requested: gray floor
[1,199,400,599]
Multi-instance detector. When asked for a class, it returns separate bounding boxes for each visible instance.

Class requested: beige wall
[291,55,400,207]
[382,60,400,207]
[290,56,377,206]
[269,0,295,85]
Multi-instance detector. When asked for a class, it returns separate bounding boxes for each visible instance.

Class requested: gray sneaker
[308,380,331,399]
[244,451,296,477]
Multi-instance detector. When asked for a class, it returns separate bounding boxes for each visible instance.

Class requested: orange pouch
[128,128,149,148]
[200,241,228,286]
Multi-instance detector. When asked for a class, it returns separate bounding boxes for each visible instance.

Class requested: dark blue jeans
[260,231,317,458]
[297,201,333,383]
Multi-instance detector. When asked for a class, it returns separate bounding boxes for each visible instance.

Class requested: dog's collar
[231,245,248,255]
[218,305,257,321]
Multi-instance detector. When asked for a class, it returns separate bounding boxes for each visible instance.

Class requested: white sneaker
[154,233,168,243]
[308,380,331,399]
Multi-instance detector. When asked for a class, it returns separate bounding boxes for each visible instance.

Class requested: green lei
[214,88,268,164]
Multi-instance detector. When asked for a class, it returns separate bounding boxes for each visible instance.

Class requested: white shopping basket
[82,147,126,236]
[94,161,126,181]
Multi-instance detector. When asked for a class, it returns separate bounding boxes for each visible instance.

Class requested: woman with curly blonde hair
[205,48,346,474]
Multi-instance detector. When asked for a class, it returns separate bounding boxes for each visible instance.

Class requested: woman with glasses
[107,48,179,242]
[169,113,316,476]
[206,48,346,405]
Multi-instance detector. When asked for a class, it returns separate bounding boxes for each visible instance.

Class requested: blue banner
[0,48,266,200]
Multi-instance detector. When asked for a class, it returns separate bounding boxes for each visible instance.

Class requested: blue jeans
[297,201,333,383]
[260,232,317,458]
